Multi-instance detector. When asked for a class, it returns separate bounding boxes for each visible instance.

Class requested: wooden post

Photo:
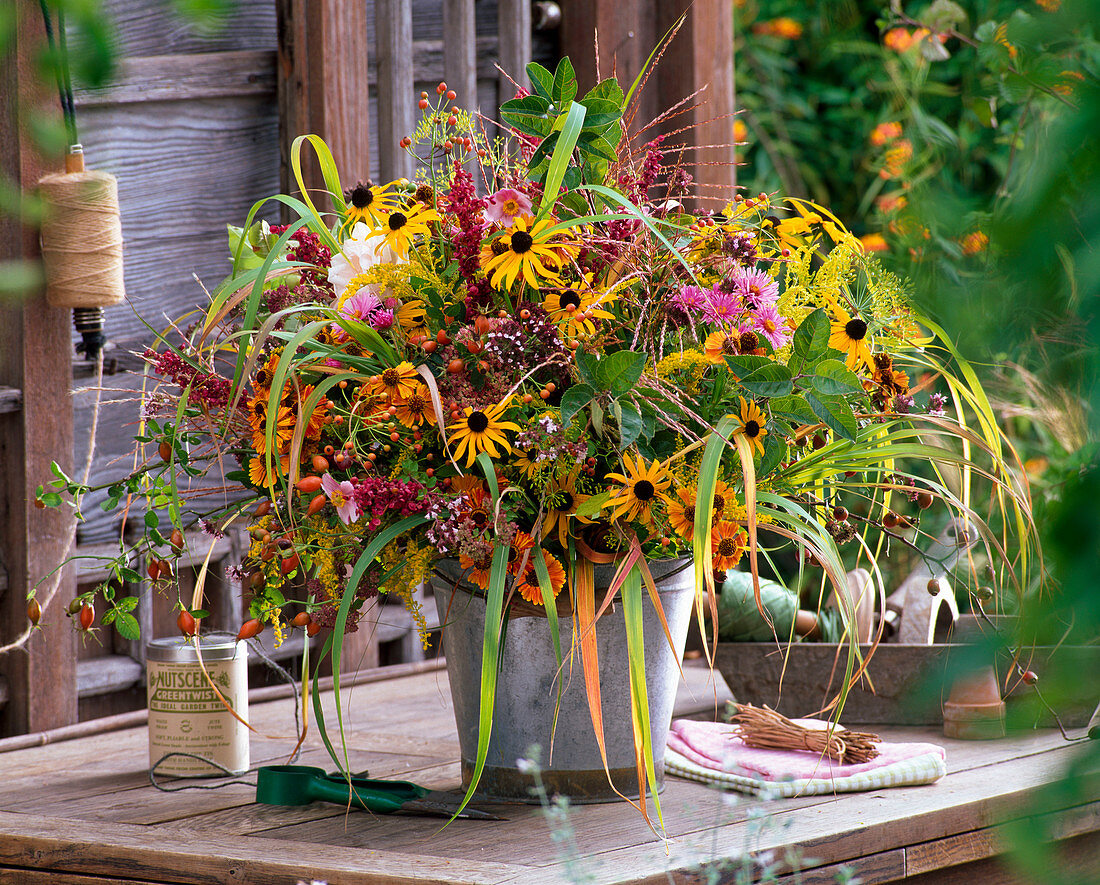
[375,0,413,182]
[656,0,736,206]
[497,0,532,102]
[444,0,478,115]
[276,0,371,203]
[558,0,734,199]
[0,1,78,736]
[559,0,657,133]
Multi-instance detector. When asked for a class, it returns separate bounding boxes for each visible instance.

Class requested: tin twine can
[146,633,249,777]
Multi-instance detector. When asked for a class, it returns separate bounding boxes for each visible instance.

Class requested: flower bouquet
[40,57,1037,827]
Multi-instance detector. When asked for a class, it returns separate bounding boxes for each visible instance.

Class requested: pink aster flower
[485,188,533,228]
[750,302,792,349]
[334,291,394,339]
[731,267,779,307]
[703,288,743,326]
[322,473,361,525]
[674,284,709,315]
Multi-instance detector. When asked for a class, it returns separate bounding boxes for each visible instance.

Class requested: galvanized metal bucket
[431,557,696,803]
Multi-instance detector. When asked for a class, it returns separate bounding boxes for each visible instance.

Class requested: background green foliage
[740,3,1099,883]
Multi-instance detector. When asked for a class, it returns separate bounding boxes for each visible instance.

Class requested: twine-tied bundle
[731,703,881,764]
[38,167,125,309]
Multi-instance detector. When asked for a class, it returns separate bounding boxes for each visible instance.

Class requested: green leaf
[526,62,553,100]
[805,392,859,441]
[723,354,775,377]
[576,349,600,386]
[526,131,560,173]
[768,394,819,425]
[970,96,997,128]
[577,97,621,129]
[114,611,141,640]
[583,78,624,109]
[757,432,787,479]
[550,57,577,107]
[1000,72,1032,104]
[560,384,595,428]
[39,492,62,507]
[117,596,139,612]
[144,511,159,529]
[926,0,967,31]
[809,359,865,396]
[791,308,830,371]
[575,490,611,519]
[577,133,618,164]
[615,401,643,450]
[739,364,793,398]
[596,351,646,397]
[117,567,141,583]
[499,95,553,136]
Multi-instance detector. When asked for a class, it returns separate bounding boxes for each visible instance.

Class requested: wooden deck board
[0,665,1094,884]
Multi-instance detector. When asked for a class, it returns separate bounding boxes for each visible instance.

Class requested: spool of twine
[38,161,125,309]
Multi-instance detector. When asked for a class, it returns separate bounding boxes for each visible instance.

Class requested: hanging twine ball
[37,150,125,309]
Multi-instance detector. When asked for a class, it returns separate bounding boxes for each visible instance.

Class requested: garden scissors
[255,765,502,820]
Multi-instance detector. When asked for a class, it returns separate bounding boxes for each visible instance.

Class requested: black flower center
[739,331,760,352]
[845,318,868,341]
[388,211,408,231]
[556,491,574,511]
[745,420,761,438]
[713,494,725,512]
[717,538,739,557]
[467,411,489,433]
[351,184,373,208]
[560,290,582,310]
[510,231,534,254]
[382,368,401,386]
[471,509,488,527]
[684,504,696,522]
[633,480,656,501]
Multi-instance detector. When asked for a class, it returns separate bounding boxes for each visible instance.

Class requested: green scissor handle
[256,765,427,813]
[323,772,428,812]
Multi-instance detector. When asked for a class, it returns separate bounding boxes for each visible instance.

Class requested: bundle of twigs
[730,704,881,764]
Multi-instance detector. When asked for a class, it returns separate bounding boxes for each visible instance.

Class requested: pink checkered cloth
[665,718,947,797]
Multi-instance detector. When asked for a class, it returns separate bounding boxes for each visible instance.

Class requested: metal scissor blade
[398,794,505,820]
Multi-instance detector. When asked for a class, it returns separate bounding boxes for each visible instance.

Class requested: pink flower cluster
[670,265,792,349]
[335,291,395,339]
[145,348,232,410]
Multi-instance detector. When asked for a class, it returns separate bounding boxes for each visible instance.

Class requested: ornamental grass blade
[621,563,665,835]
[533,549,564,760]
[445,542,509,827]
[442,454,510,825]
[693,415,740,665]
[536,101,586,222]
[575,556,611,776]
[289,134,344,252]
[730,432,764,621]
[319,514,428,774]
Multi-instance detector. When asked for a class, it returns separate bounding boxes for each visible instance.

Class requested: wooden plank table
[0,662,1096,885]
